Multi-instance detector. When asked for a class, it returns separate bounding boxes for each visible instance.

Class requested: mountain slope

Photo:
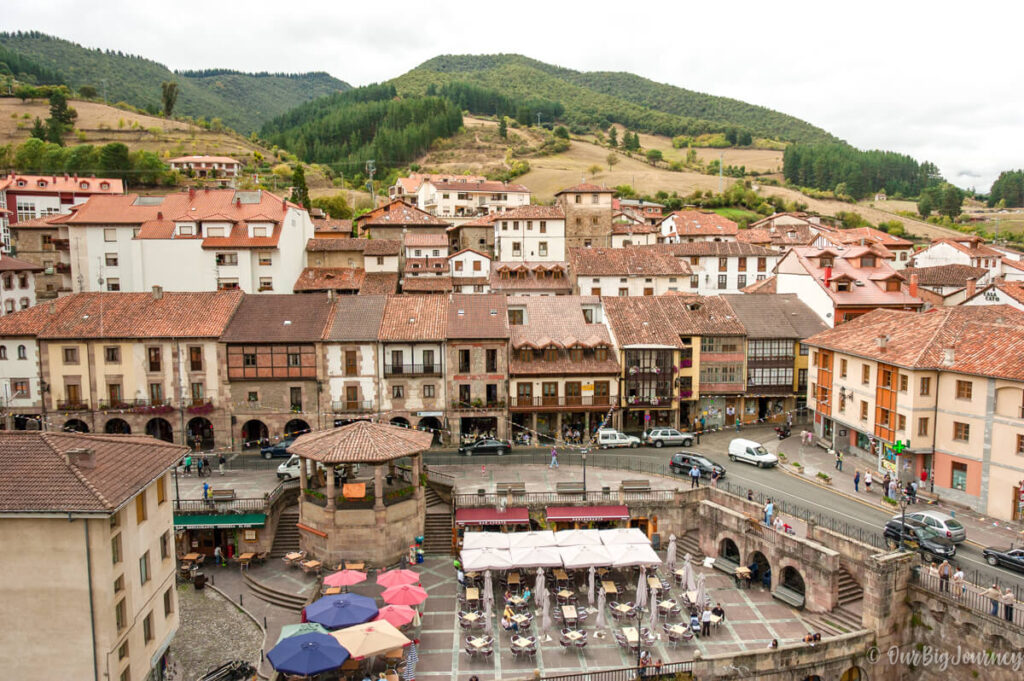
[0,31,350,133]
[391,54,835,144]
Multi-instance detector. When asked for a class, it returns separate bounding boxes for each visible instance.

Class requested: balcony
[52,239,70,252]
[186,399,215,415]
[746,383,794,395]
[450,399,505,412]
[55,263,71,274]
[509,395,611,410]
[384,363,441,377]
[626,365,673,376]
[679,389,694,399]
[56,400,89,411]
[625,395,674,408]
[332,400,375,413]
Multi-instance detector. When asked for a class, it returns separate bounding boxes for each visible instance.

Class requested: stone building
[323,295,388,427]
[555,183,615,249]
[445,294,510,441]
[8,214,73,300]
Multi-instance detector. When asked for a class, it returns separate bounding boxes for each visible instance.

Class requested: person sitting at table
[500,615,513,631]
[522,587,532,603]
[457,569,466,586]
[700,606,712,637]
[503,589,512,603]
[711,603,725,620]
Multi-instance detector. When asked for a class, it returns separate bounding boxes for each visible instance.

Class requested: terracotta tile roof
[662,211,738,237]
[610,223,658,235]
[826,226,913,247]
[62,188,290,226]
[324,295,388,341]
[220,294,333,342]
[740,275,777,294]
[901,265,988,288]
[356,200,450,228]
[555,183,615,195]
[0,173,123,195]
[0,297,76,337]
[569,246,690,277]
[0,255,43,272]
[508,295,614,349]
[602,295,745,346]
[737,224,816,247]
[429,180,529,193]
[450,247,491,260]
[930,238,1003,259]
[1002,258,1024,272]
[360,272,399,294]
[404,258,448,274]
[306,238,401,256]
[490,262,572,293]
[721,294,828,339]
[379,295,448,341]
[404,233,449,248]
[457,214,498,228]
[6,215,65,229]
[312,218,353,233]
[660,242,776,257]
[748,212,817,229]
[402,276,454,293]
[452,276,490,287]
[168,155,240,165]
[784,247,923,308]
[290,420,434,464]
[396,173,486,194]
[447,294,509,339]
[492,205,565,220]
[0,432,186,513]
[803,306,1024,380]
[603,297,686,348]
[293,267,365,292]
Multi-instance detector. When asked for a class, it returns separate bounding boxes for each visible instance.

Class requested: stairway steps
[269,508,301,558]
[676,532,705,562]
[837,565,863,606]
[243,572,307,612]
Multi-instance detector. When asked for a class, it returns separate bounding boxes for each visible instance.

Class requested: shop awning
[174,513,266,530]
[455,507,529,526]
[546,505,629,522]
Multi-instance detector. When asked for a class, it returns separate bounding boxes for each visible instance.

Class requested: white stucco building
[569,246,691,296]
[663,242,779,295]
[658,210,738,243]
[323,296,387,424]
[449,249,492,294]
[493,206,566,263]
[0,255,43,315]
[417,179,530,219]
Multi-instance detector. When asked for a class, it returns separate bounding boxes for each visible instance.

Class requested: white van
[727,438,778,468]
[597,429,641,449]
[277,455,359,481]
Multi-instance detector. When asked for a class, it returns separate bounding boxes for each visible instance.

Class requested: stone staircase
[675,531,705,563]
[803,604,863,637]
[242,571,308,613]
[837,565,863,606]
[422,486,452,555]
[269,507,300,558]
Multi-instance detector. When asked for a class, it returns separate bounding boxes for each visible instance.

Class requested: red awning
[455,507,530,526]
[546,505,630,522]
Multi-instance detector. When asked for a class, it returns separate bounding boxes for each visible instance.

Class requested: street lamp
[898,493,909,551]
[582,449,588,492]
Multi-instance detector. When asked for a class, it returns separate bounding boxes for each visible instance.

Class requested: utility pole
[718,152,724,193]
[536,113,542,128]
[366,160,376,208]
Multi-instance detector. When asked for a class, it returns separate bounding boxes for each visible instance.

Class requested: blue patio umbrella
[267,632,349,676]
[306,593,380,630]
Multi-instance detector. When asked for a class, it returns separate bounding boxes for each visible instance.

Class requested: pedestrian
[983,584,1002,616]
[938,560,951,592]
[951,566,964,598]
[710,469,719,489]
[218,453,226,476]
[701,606,712,637]
[202,482,210,502]
[549,447,559,469]
[747,489,754,502]
[773,516,784,533]
[202,455,211,477]
[689,464,701,488]
[910,480,919,503]
[196,456,204,477]
[214,545,224,567]
[864,471,872,493]
[700,416,706,431]
[184,453,192,476]
[1001,588,1015,622]
[834,450,843,471]
[763,499,774,527]
[853,470,860,492]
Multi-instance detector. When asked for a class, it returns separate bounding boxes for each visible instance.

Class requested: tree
[45,117,65,146]
[588,164,602,177]
[291,164,310,209]
[645,149,664,165]
[624,131,641,152]
[607,153,619,171]
[498,117,507,139]
[938,183,964,219]
[78,85,98,99]
[738,130,753,146]
[161,81,179,117]
[311,193,353,219]
[14,84,38,102]
[608,126,618,148]
[48,90,77,127]
[98,143,132,181]
[29,117,46,141]
[553,126,569,140]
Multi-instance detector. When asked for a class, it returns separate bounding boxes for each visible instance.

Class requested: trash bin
[651,534,661,551]
[193,572,207,590]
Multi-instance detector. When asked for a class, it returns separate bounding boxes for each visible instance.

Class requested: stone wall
[298,495,425,567]
[691,631,874,681]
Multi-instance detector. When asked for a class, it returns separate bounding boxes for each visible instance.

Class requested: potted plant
[792,462,803,473]
[816,472,832,485]
[629,366,640,375]
[651,397,660,406]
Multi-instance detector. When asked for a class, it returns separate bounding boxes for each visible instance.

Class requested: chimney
[236,198,242,208]
[876,335,890,351]
[66,448,96,469]
[943,347,955,366]
[966,277,977,298]
[157,211,163,221]
[189,187,196,200]
[49,301,57,314]
[823,266,832,287]
[909,274,918,298]
[152,285,163,300]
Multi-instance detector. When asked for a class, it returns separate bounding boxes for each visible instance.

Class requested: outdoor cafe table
[667,624,688,636]
[602,581,618,595]
[564,629,584,642]
[553,569,569,581]
[686,591,699,603]
[658,599,677,613]
[462,612,481,623]
[511,636,533,650]
[324,587,342,595]
[511,613,530,628]
[465,588,480,602]
[556,589,573,600]
[182,553,200,563]
[561,605,578,624]
[344,561,365,571]
[507,595,526,607]
[622,627,639,645]
[647,576,662,591]
[612,603,633,615]
[711,614,723,627]
[468,636,490,650]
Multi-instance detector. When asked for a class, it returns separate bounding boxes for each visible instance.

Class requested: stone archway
[718,537,740,563]
[104,418,131,435]
[780,565,806,603]
[747,550,771,588]
[390,417,410,428]
[145,418,174,442]
[241,419,269,448]
[284,419,311,438]
[840,667,864,681]
[418,416,443,445]
[64,419,89,433]
[187,417,214,450]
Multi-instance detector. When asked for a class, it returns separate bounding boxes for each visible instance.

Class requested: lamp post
[582,449,588,492]
[173,463,181,511]
[898,493,909,551]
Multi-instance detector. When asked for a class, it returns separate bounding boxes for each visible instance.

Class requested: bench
[496,482,527,495]
[556,481,586,494]
[713,557,739,576]
[773,585,805,609]
[621,479,652,493]
[210,489,236,502]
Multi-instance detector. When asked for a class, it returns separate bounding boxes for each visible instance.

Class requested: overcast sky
[7,0,1023,191]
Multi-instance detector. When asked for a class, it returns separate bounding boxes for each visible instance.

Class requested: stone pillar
[326,464,336,510]
[412,454,423,500]
[862,551,914,672]
[298,455,308,493]
[374,465,385,511]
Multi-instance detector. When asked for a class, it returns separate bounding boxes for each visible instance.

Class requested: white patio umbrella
[541,590,552,631]
[588,566,596,605]
[554,529,603,546]
[649,586,659,627]
[682,553,697,592]
[666,535,677,572]
[508,531,557,549]
[483,570,494,634]
[558,544,613,569]
[535,568,545,601]
[598,527,651,546]
[635,566,648,610]
[610,543,662,568]
[596,588,607,628]
[695,572,708,610]
[460,548,513,572]
[462,532,510,550]
[510,546,563,569]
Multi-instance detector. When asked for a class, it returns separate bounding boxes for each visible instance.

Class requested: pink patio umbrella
[381,583,429,607]
[323,570,367,589]
[374,604,417,628]
[376,569,421,589]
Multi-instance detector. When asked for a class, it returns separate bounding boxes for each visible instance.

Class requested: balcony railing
[56,400,90,411]
[746,383,795,394]
[55,263,72,274]
[331,400,375,413]
[625,395,674,407]
[509,395,611,409]
[384,363,441,377]
[626,365,673,376]
[450,400,506,411]
[52,239,70,251]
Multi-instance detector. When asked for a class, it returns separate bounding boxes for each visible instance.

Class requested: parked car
[882,518,956,562]
[669,452,726,479]
[277,455,333,481]
[982,546,1024,573]
[597,429,641,449]
[261,438,295,459]
[645,428,696,448]
[889,510,966,543]
[727,438,778,468]
[458,438,512,456]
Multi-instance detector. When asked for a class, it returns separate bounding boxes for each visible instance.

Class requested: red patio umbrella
[376,569,420,589]
[381,583,429,606]
[323,570,367,588]
[373,604,417,628]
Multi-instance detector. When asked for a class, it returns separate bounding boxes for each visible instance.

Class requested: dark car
[669,451,726,479]
[458,438,512,456]
[260,438,295,459]
[882,518,955,562]
[982,546,1024,573]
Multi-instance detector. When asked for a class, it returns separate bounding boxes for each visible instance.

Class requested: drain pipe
[82,517,100,681]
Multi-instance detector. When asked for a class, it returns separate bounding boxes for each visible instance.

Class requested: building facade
[446,294,510,441]
[167,155,242,180]
[417,179,530,219]
[664,242,779,295]
[493,206,566,263]
[323,296,387,427]
[569,246,691,297]
[0,254,43,314]
[555,184,614,249]
[658,210,738,243]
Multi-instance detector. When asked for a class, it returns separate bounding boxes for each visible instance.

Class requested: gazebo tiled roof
[288,421,434,464]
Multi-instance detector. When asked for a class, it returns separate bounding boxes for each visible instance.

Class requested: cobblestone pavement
[166,583,263,681]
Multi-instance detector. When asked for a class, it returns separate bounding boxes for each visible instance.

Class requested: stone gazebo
[288,421,434,566]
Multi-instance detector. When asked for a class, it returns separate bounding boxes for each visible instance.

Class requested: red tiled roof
[360,272,399,294]
[452,276,490,287]
[662,211,738,237]
[447,294,509,339]
[783,247,923,308]
[0,297,76,337]
[0,255,43,272]
[450,247,491,260]
[404,258,448,274]
[62,189,290,225]
[721,293,828,339]
[737,224,816,247]
[610,223,657,235]
[395,173,486,194]
[312,218,353,233]
[402,276,454,293]
[289,420,433,464]
[508,295,615,351]
[740,275,777,294]
[555,183,615,195]
[569,246,690,277]
[220,294,333,342]
[6,215,65,229]
[325,295,388,341]
[429,180,529,193]
[0,173,123,195]
[900,265,988,288]
[659,242,776,257]
[379,295,448,340]
[404,233,449,248]
[827,226,913,247]
[602,295,745,347]
[490,262,572,293]
[492,205,564,220]
[748,212,816,229]
[457,214,498,228]
[293,267,364,292]
[356,200,450,228]
[306,238,401,256]
[929,238,1003,259]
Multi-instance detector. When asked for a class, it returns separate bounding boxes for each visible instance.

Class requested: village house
[662,242,779,295]
[167,155,242,180]
[446,294,510,441]
[909,236,1024,281]
[493,205,566,263]
[0,431,187,681]
[569,245,691,296]
[8,214,73,299]
[323,295,388,427]
[746,211,824,232]
[0,253,43,313]
[309,211,354,238]
[489,262,572,296]
[447,213,496,256]
[658,210,738,243]
[736,222,817,251]
[298,237,400,294]
[610,222,659,248]
[898,264,990,307]
[556,183,614,249]
[416,178,530,219]
[402,233,452,294]
[962,280,1024,311]
[355,199,452,244]
[387,173,486,202]
[448,248,491,294]
[613,198,664,226]
[815,225,916,269]
[803,305,1024,521]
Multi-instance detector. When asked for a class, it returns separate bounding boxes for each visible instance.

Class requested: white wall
[450,251,491,278]
[325,343,378,405]
[612,232,657,248]
[494,218,566,262]
[0,337,41,406]
[963,287,1024,311]
[684,254,778,295]
[0,269,36,314]
[776,271,836,326]
[579,275,689,297]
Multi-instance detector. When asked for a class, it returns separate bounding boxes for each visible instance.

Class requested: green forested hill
[391,54,836,144]
[0,32,350,132]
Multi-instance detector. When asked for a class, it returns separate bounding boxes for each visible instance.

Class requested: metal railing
[508,396,612,409]
[383,363,441,377]
[541,660,692,681]
[913,571,1023,627]
[331,400,375,413]
[425,466,455,487]
[455,488,679,508]
[56,400,90,411]
[174,497,268,514]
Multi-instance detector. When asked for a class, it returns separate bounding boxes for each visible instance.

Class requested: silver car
[890,510,966,543]
[645,428,695,448]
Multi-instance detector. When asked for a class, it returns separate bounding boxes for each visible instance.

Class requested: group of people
[687,603,725,637]
[181,453,226,477]
[929,561,1016,621]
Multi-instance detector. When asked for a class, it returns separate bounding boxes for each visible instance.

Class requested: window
[917,417,929,436]
[509,309,524,328]
[3,300,11,314]
[618,288,629,296]
[18,296,29,310]
[718,257,728,272]
[177,224,195,237]
[423,350,435,372]
[540,221,547,233]
[953,422,970,441]
[376,256,384,265]
[111,533,122,564]
[392,385,405,399]
[717,275,727,290]
[243,352,256,367]
[472,260,482,271]
[690,275,699,289]
[164,587,174,616]
[880,368,892,388]
[861,364,871,385]
[160,530,170,560]
[840,359,848,378]
[115,598,126,631]
[737,274,746,289]
[149,383,163,405]
[215,252,238,266]
[247,391,258,402]
[920,377,931,395]
[543,346,558,362]
[860,401,868,420]
[955,380,972,400]
[290,387,302,410]
[142,347,161,372]
[575,194,582,204]
[63,347,78,365]
[105,346,120,363]
[951,462,968,491]
[139,551,150,585]
[569,347,583,362]
[459,349,470,373]
[135,493,147,523]
[1017,434,1024,455]
[189,383,203,402]
[106,278,120,292]
[454,260,464,272]
[156,477,166,504]
[104,229,117,242]
[423,384,435,398]
[287,352,301,367]
[897,414,906,431]
[206,226,225,238]
[217,278,240,290]
[757,257,767,272]
[12,379,28,397]
[595,347,608,362]
[886,279,901,292]
[143,612,153,643]
[187,346,203,372]
[486,349,497,373]
[258,252,272,266]
[899,374,908,392]
[114,574,124,593]
[538,242,548,257]
[512,242,521,256]
[1,345,9,360]
[105,253,118,267]
[258,277,273,292]
[118,641,128,662]
[861,255,876,267]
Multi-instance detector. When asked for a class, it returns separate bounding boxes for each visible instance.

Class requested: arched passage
[187,417,214,450]
[718,538,740,563]
[145,418,174,442]
[13,414,40,430]
[241,420,269,448]
[64,419,89,433]
[746,550,771,588]
[840,668,864,681]
[104,418,131,435]
[418,416,443,445]
[284,419,311,438]
[780,565,806,596]
[390,417,410,428]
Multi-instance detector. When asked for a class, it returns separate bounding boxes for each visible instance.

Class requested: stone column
[298,455,308,493]
[374,465,385,511]
[325,464,336,510]
[412,454,423,497]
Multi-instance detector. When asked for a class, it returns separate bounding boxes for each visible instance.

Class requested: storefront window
[951,462,968,491]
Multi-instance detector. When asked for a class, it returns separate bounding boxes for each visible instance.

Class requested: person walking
[699,416,706,432]
[1001,588,1015,622]
[214,545,224,568]
[763,499,774,527]
[864,471,872,493]
[202,455,211,477]
[853,470,860,492]
[196,456,204,477]
[938,560,951,592]
[710,468,720,488]
[910,480,919,503]
[951,567,965,599]
[983,584,1002,616]
[202,482,210,503]
[184,453,192,476]
[700,606,712,637]
[218,453,226,476]
[834,450,843,471]
[689,464,701,488]
[549,447,559,469]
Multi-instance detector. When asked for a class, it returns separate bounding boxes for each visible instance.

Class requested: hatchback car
[646,428,696,448]
[889,510,966,543]
[260,438,295,459]
[597,429,642,449]
[882,518,956,562]
[669,452,726,479]
[458,438,512,456]
[982,546,1024,573]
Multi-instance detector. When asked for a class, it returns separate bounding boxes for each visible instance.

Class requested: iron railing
[56,400,89,411]
[383,363,441,377]
[913,571,1023,627]
[540,660,692,681]
[174,479,295,513]
[455,489,679,508]
[331,400,375,413]
[508,396,612,409]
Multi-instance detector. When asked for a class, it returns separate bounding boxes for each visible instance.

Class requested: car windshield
[694,457,712,467]
[945,519,963,530]
[752,446,768,456]
[914,525,941,540]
